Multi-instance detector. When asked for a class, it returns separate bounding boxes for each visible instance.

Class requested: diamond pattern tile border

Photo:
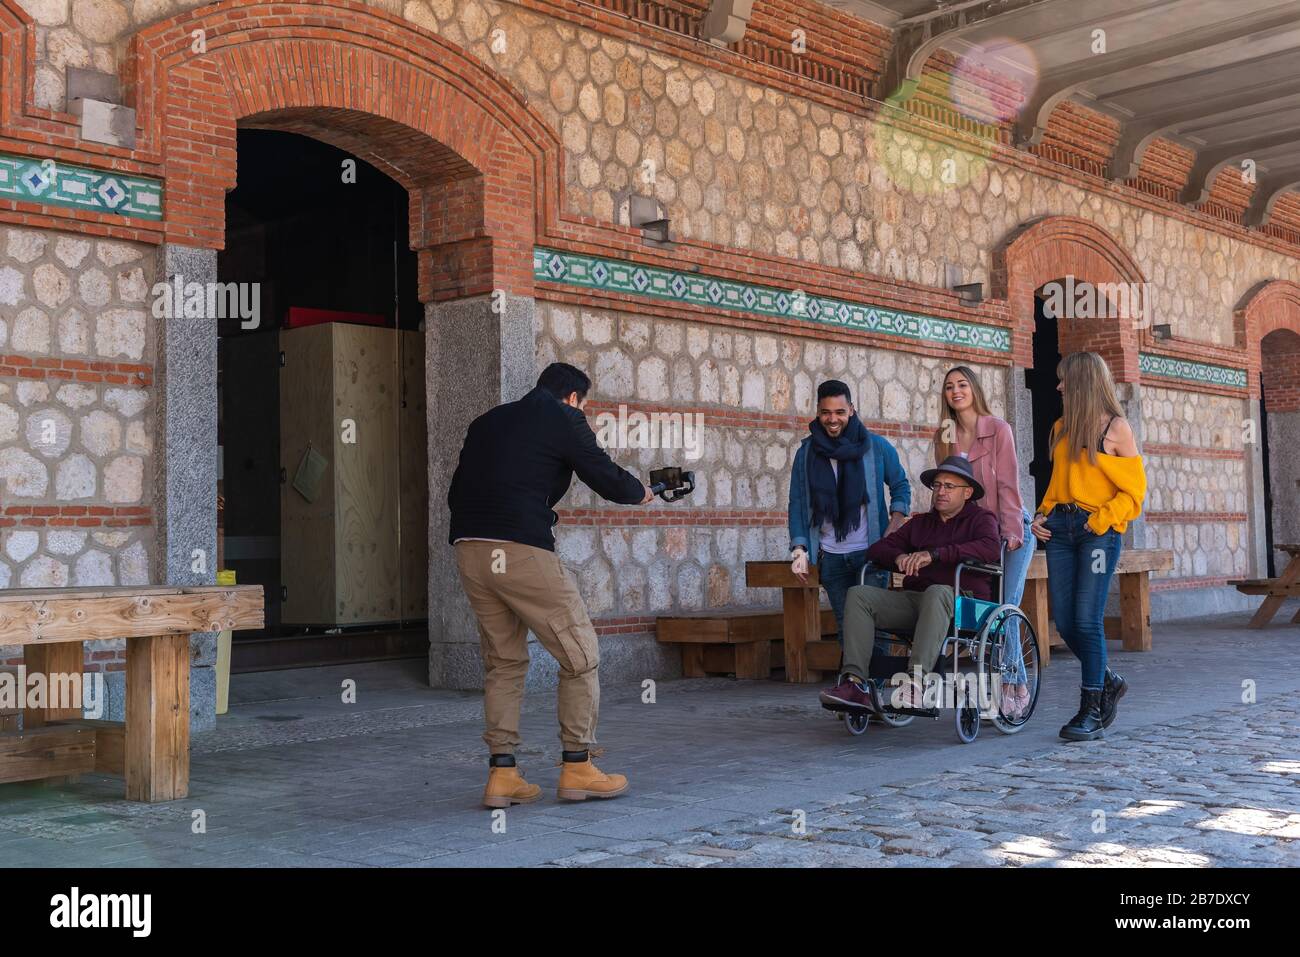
[536,247,1011,353]
[1139,353,1247,390]
[0,153,162,221]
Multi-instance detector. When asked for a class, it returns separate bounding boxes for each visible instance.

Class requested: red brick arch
[1236,280,1300,407]
[991,216,1145,381]
[125,0,566,298]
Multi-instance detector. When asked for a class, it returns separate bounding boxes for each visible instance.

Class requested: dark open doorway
[1026,292,1064,510]
[217,129,427,670]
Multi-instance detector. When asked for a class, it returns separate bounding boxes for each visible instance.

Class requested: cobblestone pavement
[1,608,1298,868]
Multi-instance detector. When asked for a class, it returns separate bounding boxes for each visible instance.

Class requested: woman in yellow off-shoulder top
[1029,352,1147,743]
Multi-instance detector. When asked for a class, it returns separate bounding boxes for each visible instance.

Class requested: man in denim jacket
[788,380,911,643]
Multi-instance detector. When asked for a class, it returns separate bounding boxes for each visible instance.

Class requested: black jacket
[447,386,645,550]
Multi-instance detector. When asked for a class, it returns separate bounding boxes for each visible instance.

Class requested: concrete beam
[879,0,1061,106]
[699,0,754,47]
[1180,127,1300,204]
[1017,5,1300,146]
[1108,80,1300,180]
[1244,169,1300,227]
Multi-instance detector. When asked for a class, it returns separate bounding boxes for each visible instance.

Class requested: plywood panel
[333,323,401,624]
[399,330,428,620]
[280,324,337,625]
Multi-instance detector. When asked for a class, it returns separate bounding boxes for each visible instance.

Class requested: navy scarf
[808,416,870,541]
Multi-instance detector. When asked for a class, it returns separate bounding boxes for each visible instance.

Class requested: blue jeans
[999,510,1036,684]
[819,550,888,643]
[1043,506,1123,689]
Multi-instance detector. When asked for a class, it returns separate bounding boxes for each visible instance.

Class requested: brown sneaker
[556,756,629,801]
[482,766,542,809]
[819,676,879,713]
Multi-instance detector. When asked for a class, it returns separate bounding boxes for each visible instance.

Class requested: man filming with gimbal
[448,362,653,809]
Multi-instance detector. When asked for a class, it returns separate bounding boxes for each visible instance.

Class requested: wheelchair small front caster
[956,705,980,743]
[845,712,870,736]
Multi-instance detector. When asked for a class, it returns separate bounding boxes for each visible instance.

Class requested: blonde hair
[934,365,994,461]
[1050,351,1125,465]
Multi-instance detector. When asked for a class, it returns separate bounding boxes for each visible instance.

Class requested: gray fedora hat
[920,455,985,501]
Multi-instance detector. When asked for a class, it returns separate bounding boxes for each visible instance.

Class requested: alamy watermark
[1040,276,1154,329]
[151,274,260,328]
[0,668,104,719]
[593,404,705,461]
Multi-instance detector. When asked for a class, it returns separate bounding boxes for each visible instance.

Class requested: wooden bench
[1014,548,1173,664]
[1230,544,1300,628]
[745,549,1173,682]
[656,606,910,679]
[0,585,263,802]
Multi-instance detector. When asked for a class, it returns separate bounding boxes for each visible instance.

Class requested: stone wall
[1139,387,1250,584]
[540,300,1009,625]
[16,0,1300,348]
[0,224,156,669]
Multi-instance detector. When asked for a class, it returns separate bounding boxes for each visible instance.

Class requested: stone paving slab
[0,610,1297,867]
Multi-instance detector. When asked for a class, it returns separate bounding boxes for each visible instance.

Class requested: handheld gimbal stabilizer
[648,466,696,503]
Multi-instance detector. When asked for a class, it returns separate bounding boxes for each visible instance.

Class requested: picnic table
[745,548,1173,681]
[0,585,263,802]
[1230,544,1300,628]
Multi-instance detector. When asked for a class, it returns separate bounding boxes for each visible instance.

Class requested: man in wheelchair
[819,455,1001,714]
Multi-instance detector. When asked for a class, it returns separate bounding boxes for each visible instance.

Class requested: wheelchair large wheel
[976,605,1041,735]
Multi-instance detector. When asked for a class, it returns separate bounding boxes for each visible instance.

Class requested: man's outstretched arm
[564,407,651,505]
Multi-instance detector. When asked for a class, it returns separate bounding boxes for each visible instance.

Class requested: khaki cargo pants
[455,540,599,754]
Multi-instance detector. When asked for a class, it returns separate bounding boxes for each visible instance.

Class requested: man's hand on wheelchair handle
[791,547,809,583]
[639,483,655,505]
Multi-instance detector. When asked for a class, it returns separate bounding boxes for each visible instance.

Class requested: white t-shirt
[818,459,871,555]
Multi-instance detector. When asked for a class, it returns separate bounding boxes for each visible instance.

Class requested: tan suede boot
[556,756,629,801]
[483,766,542,809]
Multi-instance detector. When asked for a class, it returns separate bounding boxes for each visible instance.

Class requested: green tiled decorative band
[0,153,162,221]
[535,247,1011,353]
[1139,353,1247,390]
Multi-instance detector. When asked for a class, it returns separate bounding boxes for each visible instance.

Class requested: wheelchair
[828,543,1041,743]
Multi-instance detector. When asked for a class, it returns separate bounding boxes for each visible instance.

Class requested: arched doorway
[130,2,558,696]
[218,128,427,668]
[1238,280,1300,578]
[1260,328,1300,575]
[992,216,1146,516]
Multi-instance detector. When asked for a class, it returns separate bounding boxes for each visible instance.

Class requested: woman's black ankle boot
[1100,669,1127,729]
[1060,688,1105,741]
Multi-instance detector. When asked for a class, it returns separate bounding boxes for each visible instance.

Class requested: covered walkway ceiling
[826,0,1300,224]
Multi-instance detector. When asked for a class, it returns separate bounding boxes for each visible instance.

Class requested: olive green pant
[841,584,955,681]
[455,540,599,754]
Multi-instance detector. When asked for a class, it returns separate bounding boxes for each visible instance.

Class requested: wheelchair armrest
[958,561,1003,576]
[857,561,889,587]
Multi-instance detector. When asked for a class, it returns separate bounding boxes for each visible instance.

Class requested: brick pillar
[426,293,535,690]
[1245,397,1270,577]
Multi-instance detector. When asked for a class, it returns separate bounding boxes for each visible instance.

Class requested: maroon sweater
[864,500,1002,599]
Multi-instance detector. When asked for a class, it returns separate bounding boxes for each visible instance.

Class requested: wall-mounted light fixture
[1152,324,1172,340]
[953,282,984,306]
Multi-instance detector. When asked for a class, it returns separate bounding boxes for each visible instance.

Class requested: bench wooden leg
[782,586,820,683]
[1119,572,1152,652]
[734,639,772,680]
[126,633,190,803]
[1248,559,1300,628]
[1021,578,1050,667]
[21,641,85,730]
[680,646,705,678]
